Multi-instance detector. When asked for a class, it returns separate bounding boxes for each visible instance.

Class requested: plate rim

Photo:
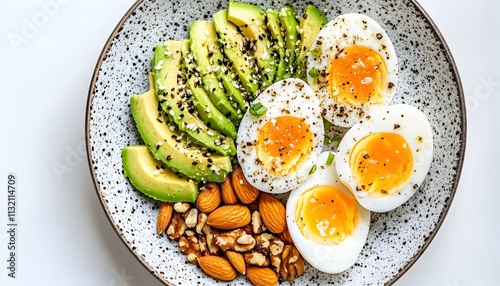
[84,0,467,285]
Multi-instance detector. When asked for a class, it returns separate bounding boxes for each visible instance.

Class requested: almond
[198,256,237,281]
[226,250,246,274]
[221,176,239,205]
[246,267,279,286]
[259,193,286,234]
[231,165,260,204]
[157,202,173,234]
[196,182,221,213]
[278,227,293,245]
[207,204,251,229]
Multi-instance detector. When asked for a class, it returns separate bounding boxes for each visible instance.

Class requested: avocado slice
[178,40,238,139]
[266,9,286,81]
[227,0,277,88]
[122,145,198,202]
[294,4,328,80]
[279,5,299,78]
[190,21,247,112]
[188,23,242,124]
[152,40,236,156]
[213,10,259,97]
[130,73,232,183]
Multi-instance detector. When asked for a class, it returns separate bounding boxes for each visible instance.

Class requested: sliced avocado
[279,5,299,78]
[130,73,232,183]
[190,21,247,112]
[122,145,198,202]
[213,10,259,96]
[152,40,236,156]
[227,0,277,88]
[178,40,238,139]
[188,23,242,124]
[266,9,286,81]
[294,4,328,80]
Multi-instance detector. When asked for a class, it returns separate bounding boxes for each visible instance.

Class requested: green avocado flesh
[278,5,299,78]
[213,9,259,96]
[295,4,328,80]
[122,145,199,203]
[188,22,242,123]
[152,40,236,156]
[176,40,238,140]
[190,20,247,112]
[227,0,277,88]
[266,9,287,81]
[130,74,232,183]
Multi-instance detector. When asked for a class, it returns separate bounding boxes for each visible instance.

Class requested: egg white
[336,104,434,212]
[307,13,398,128]
[286,151,371,274]
[236,78,324,193]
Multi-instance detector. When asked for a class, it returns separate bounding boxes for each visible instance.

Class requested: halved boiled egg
[336,104,434,212]
[287,151,370,273]
[236,78,324,193]
[307,13,398,127]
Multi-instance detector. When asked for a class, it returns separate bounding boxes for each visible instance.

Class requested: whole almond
[226,250,246,274]
[207,204,251,230]
[196,182,221,213]
[259,193,286,234]
[157,202,173,234]
[231,165,260,204]
[198,256,237,281]
[221,176,239,205]
[246,267,279,286]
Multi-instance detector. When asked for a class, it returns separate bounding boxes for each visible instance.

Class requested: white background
[0,0,498,285]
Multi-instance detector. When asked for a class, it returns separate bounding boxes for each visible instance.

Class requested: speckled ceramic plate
[86,0,466,285]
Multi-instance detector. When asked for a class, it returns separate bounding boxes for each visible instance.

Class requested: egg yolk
[328,45,389,107]
[295,185,358,245]
[256,115,313,176]
[349,132,414,196]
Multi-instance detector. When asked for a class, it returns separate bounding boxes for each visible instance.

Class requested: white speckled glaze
[86,0,466,285]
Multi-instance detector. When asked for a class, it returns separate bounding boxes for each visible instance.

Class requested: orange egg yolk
[349,132,414,196]
[256,115,313,176]
[295,185,358,245]
[328,45,389,107]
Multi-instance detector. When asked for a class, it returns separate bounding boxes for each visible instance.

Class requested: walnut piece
[166,212,187,240]
[195,212,208,234]
[244,251,270,267]
[253,233,274,256]
[179,235,201,264]
[202,224,221,255]
[278,245,304,281]
[251,211,267,234]
[184,208,198,228]
[214,229,256,252]
[173,202,190,213]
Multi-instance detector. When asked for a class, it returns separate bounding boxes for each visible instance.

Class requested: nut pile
[157,166,305,285]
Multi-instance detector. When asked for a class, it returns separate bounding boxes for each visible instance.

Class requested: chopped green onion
[323,118,332,132]
[324,134,342,146]
[308,68,319,79]
[324,136,331,145]
[326,152,335,166]
[331,135,342,143]
[249,102,268,116]
[309,164,317,175]
[311,48,321,57]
